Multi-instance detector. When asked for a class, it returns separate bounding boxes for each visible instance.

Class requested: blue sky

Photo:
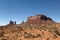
[0,0,60,25]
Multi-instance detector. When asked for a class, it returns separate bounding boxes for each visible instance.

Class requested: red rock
[27,14,54,24]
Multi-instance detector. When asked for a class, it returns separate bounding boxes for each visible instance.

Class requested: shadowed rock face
[9,21,14,25]
[27,14,53,24]
[8,21,16,25]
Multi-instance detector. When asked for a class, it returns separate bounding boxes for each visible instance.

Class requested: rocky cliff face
[27,14,54,25]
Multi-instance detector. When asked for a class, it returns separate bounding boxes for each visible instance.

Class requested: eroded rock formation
[27,14,54,24]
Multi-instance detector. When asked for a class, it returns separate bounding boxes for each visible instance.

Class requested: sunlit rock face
[27,14,54,24]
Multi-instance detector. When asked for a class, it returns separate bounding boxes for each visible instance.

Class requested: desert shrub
[0,32,4,37]
[53,34,57,39]
[1,38,6,40]
[32,35,35,38]
[47,38,49,40]
[1,37,6,40]
[24,32,28,38]
[0,27,3,30]
[24,32,41,38]
[29,27,33,30]
[17,26,23,31]
[24,33,32,38]
[50,26,57,29]
[24,32,35,38]
[54,29,60,36]
[35,34,41,38]
[18,34,22,37]
[24,32,27,34]
[40,26,48,30]
[0,26,1,28]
